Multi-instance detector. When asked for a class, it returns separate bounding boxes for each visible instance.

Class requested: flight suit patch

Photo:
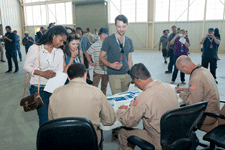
[133,98,140,107]
[190,84,195,90]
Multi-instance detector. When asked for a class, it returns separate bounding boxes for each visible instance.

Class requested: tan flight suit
[116,80,180,150]
[48,78,116,144]
[84,32,94,43]
[180,66,220,132]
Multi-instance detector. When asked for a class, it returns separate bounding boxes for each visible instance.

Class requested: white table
[100,84,184,131]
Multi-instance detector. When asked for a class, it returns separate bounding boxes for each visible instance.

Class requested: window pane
[25,0,32,3]
[155,0,169,21]
[48,4,56,24]
[122,0,135,22]
[206,0,224,20]
[33,5,41,25]
[56,3,66,24]
[109,0,120,23]
[40,5,46,25]
[65,2,73,24]
[189,0,205,21]
[136,0,147,22]
[25,6,33,25]
[170,0,188,21]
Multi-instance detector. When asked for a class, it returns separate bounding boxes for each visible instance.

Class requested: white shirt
[23,44,64,85]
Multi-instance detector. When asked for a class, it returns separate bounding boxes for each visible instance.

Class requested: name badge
[210,44,213,49]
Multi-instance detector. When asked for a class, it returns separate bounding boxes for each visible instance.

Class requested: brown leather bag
[20,46,44,112]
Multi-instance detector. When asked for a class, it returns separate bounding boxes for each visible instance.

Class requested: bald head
[176,56,192,68]
[176,56,196,74]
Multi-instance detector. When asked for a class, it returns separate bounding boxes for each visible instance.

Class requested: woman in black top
[214,28,221,60]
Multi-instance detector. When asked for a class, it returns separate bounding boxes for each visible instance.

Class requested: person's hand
[210,34,215,39]
[175,86,183,93]
[71,49,79,58]
[118,105,128,110]
[42,70,56,79]
[205,34,209,38]
[176,33,180,37]
[110,62,122,70]
[90,62,98,67]
[179,92,186,98]
[166,46,169,51]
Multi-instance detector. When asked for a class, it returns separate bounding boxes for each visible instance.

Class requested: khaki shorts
[108,74,130,95]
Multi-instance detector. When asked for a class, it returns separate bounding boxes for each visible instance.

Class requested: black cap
[76,27,83,31]
[208,28,214,32]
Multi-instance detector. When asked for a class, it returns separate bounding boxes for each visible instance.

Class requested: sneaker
[20,59,22,61]
[165,70,172,74]
[1,60,6,62]
[14,70,19,73]
[216,80,218,84]
[5,70,12,73]
[181,81,186,84]
[170,81,174,84]
[164,61,167,64]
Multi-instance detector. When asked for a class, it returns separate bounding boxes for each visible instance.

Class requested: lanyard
[208,37,213,43]
[190,65,201,79]
[115,33,125,50]
[41,45,56,69]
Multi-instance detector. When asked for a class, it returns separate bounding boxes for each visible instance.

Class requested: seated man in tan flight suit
[48,63,116,145]
[117,63,180,150]
[176,55,220,132]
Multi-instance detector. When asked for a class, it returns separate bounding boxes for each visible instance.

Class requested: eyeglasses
[120,44,124,54]
[128,70,138,84]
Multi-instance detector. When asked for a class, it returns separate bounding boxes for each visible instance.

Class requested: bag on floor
[20,46,43,112]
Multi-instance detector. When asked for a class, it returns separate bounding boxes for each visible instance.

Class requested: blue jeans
[172,55,185,82]
[16,46,22,60]
[29,85,52,126]
[6,50,19,71]
[168,49,174,71]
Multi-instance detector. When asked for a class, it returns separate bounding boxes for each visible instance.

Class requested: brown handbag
[20,46,44,112]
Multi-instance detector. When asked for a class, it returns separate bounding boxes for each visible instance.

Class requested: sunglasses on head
[128,70,138,84]
[120,44,124,54]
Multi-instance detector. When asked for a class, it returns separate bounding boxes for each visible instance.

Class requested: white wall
[0,0,22,39]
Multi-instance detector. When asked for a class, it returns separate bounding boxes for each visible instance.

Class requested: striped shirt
[87,40,107,74]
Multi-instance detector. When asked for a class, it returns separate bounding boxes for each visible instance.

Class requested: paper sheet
[44,71,68,93]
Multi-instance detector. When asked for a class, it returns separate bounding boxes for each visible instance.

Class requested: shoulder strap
[37,46,41,95]
[22,46,41,98]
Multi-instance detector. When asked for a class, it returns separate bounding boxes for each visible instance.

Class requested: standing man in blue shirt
[13,30,22,61]
[200,28,220,84]
[2,26,19,73]
[22,31,34,54]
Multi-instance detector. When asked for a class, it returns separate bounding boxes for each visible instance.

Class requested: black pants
[168,49,174,72]
[201,57,217,79]
[83,54,90,78]
[172,55,185,82]
[6,50,19,71]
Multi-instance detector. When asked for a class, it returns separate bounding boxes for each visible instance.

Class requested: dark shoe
[5,70,12,73]
[1,60,6,62]
[164,61,167,64]
[216,80,218,84]
[14,70,19,73]
[181,81,186,84]
[170,81,174,84]
[20,59,22,61]
[165,70,172,74]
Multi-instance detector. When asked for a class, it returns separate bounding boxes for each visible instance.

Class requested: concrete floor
[0,47,225,150]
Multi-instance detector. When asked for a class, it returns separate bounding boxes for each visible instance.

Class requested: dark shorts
[162,49,168,57]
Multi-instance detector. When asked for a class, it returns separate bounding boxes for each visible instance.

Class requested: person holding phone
[22,31,34,54]
[200,28,220,84]
[170,29,190,84]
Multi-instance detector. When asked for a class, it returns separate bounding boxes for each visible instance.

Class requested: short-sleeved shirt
[202,37,219,59]
[4,32,16,51]
[174,37,190,56]
[22,37,34,51]
[87,40,107,74]
[168,33,177,50]
[101,34,134,75]
[160,35,168,50]
[79,35,92,54]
